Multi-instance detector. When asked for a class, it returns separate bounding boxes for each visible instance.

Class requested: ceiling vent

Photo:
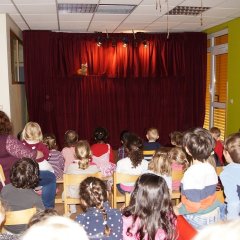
[167,6,210,16]
[58,4,137,14]
[58,4,97,14]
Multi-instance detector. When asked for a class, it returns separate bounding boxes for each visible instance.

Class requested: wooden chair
[63,172,102,215]
[112,172,140,208]
[0,164,6,187]
[216,166,225,203]
[171,169,184,205]
[4,207,37,227]
[55,178,64,204]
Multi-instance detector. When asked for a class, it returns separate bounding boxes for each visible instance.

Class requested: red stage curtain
[23,31,207,148]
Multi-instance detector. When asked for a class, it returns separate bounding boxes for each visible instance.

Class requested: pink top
[62,146,76,171]
[122,215,166,240]
[171,161,184,191]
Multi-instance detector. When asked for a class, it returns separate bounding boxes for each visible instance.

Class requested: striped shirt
[48,149,64,179]
[143,142,161,161]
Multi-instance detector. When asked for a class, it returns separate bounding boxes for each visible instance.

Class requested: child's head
[148,148,171,176]
[168,147,189,170]
[43,134,58,150]
[0,110,12,135]
[79,177,110,237]
[93,127,108,143]
[22,122,43,142]
[169,131,183,147]
[210,127,221,141]
[224,132,240,164]
[120,130,131,146]
[123,173,176,240]
[183,127,214,162]
[126,134,144,167]
[64,130,79,147]
[146,127,159,142]
[75,140,91,169]
[10,158,39,189]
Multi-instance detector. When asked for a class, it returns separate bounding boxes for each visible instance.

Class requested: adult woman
[0,111,56,208]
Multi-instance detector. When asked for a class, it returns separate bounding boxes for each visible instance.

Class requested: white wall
[0,13,27,136]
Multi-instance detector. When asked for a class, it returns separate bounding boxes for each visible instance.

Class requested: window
[10,31,24,84]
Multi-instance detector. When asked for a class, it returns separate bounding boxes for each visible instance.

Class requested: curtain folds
[23,31,207,148]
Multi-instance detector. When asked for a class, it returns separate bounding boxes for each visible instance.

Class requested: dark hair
[64,130,78,147]
[126,134,144,167]
[120,130,131,144]
[183,128,214,162]
[0,111,12,135]
[10,158,39,189]
[28,209,59,228]
[169,131,183,147]
[79,177,110,236]
[123,173,176,240]
[93,127,108,143]
[210,127,221,138]
[43,134,58,150]
[225,132,240,164]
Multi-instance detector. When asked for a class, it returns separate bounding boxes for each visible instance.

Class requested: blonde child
[148,148,172,191]
[66,140,100,214]
[76,177,122,239]
[22,122,54,173]
[143,127,161,161]
[43,134,64,180]
[168,147,189,191]
[122,173,176,239]
[62,130,79,171]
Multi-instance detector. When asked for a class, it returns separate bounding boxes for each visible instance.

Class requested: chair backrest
[63,172,102,214]
[0,164,6,187]
[4,207,37,226]
[216,166,223,176]
[171,169,184,183]
[112,172,140,208]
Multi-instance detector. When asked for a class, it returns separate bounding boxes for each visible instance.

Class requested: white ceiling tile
[0,0,12,4]
[140,0,184,6]
[57,0,99,3]
[29,21,58,30]
[124,14,160,23]
[9,13,24,22]
[203,7,240,17]
[59,13,93,21]
[180,0,225,7]
[100,0,142,4]
[0,5,18,14]
[15,21,29,30]
[23,14,57,22]
[93,14,126,21]
[218,0,240,8]
[17,4,56,14]
[60,21,89,30]
[14,0,55,4]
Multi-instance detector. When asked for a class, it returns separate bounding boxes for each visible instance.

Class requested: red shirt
[214,140,224,165]
[91,143,114,163]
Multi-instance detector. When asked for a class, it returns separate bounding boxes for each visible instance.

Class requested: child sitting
[117,130,131,160]
[169,131,184,147]
[21,122,54,173]
[122,173,176,240]
[62,130,79,172]
[116,134,148,193]
[143,127,161,161]
[168,147,189,191]
[210,127,224,166]
[174,128,221,230]
[220,132,240,220]
[148,148,172,191]
[76,177,122,239]
[43,134,64,180]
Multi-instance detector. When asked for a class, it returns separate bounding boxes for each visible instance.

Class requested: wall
[0,13,27,135]
[205,17,240,136]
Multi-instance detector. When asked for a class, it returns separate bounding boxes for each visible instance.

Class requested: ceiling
[1,0,240,33]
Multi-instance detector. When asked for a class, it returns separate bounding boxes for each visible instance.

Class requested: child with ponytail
[76,177,122,239]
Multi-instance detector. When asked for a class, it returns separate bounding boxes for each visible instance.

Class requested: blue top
[143,142,161,161]
[75,202,123,239]
[220,162,240,203]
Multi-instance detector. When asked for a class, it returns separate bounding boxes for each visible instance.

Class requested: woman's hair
[43,134,58,150]
[93,127,108,143]
[22,216,88,240]
[64,130,79,147]
[183,128,214,162]
[28,209,59,228]
[120,130,131,145]
[10,158,39,189]
[125,134,144,168]
[79,177,111,237]
[224,132,240,163]
[168,147,189,170]
[148,148,172,176]
[170,131,183,147]
[0,111,12,135]
[22,122,43,142]
[75,140,92,170]
[123,173,176,240]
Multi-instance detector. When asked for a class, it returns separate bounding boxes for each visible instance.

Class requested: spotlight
[122,37,128,48]
[143,40,148,48]
[96,36,103,47]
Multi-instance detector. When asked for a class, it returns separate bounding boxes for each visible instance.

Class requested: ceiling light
[167,6,210,16]
[143,40,148,48]
[96,4,136,14]
[122,37,128,48]
[58,4,97,14]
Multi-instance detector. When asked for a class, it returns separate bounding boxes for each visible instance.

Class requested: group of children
[1,116,240,239]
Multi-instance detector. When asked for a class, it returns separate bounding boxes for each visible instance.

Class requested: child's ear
[223,149,232,163]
